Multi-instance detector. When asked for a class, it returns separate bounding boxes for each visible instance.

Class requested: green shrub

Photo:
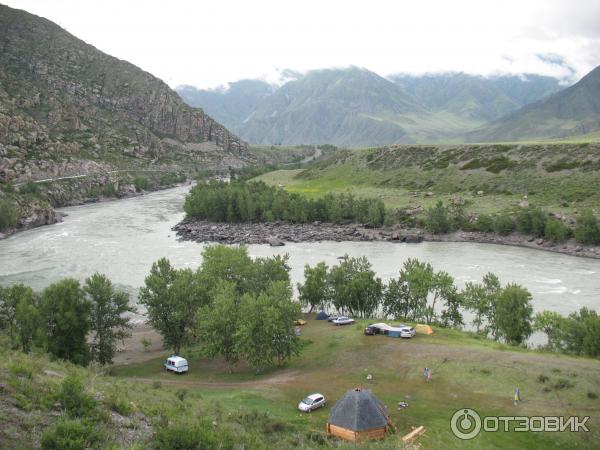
[134,177,149,192]
[574,209,600,245]
[493,214,515,236]
[485,156,517,174]
[57,376,97,418]
[41,419,102,450]
[516,207,547,237]
[0,199,20,231]
[544,159,580,172]
[102,183,117,197]
[588,391,598,399]
[544,219,571,242]
[424,201,450,234]
[152,421,234,450]
[19,181,41,196]
[473,214,494,232]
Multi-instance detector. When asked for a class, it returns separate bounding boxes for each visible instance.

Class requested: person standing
[514,387,521,405]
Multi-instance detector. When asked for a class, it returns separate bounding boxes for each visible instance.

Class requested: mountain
[177,68,564,146]
[176,79,274,133]
[389,72,562,123]
[0,3,250,186]
[468,65,600,142]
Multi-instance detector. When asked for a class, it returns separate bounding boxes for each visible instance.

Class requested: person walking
[423,367,429,381]
[514,387,521,405]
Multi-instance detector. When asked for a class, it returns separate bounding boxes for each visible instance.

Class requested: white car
[398,325,416,338]
[164,356,189,373]
[332,316,355,326]
[298,393,326,412]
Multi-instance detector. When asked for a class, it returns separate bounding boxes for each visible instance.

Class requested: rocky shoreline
[0,182,188,240]
[173,219,600,259]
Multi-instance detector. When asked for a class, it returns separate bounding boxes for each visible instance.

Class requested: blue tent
[316,311,329,320]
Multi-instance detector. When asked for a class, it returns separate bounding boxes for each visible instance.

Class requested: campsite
[112,315,600,448]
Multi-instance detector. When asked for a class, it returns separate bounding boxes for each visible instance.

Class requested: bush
[473,214,494,232]
[102,183,117,197]
[19,181,41,196]
[134,177,149,192]
[152,421,234,450]
[574,209,600,245]
[0,199,20,231]
[41,419,102,450]
[544,219,571,242]
[493,214,515,236]
[57,376,97,418]
[516,207,547,237]
[424,201,450,234]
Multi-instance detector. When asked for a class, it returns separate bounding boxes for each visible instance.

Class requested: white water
[1,185,599,329]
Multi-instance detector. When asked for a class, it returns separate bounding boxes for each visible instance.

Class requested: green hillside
[255,142,600,219]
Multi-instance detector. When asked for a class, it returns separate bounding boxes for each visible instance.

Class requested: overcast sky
[6,0,600,88]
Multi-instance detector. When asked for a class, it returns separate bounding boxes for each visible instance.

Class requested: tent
[315,311,329,320]
[415,324,434,335]
[326,388,389,441]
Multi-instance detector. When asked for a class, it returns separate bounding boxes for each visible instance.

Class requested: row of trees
[184,180,387,227]
[140,245,301,372]
[534,308,600,358]
[298,256,535,345]
[0,274,133,365]
[424,201,600,245]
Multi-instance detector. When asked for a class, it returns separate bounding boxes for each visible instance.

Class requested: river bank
[0,181,191,240]
[173,219,600,259]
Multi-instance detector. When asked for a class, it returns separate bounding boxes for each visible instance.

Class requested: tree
[196,282,241,372]
[425,271,458,325]
[139,258,207,355]
[544,218,570,242]
[236,281,301,372]
[574,209,600,245]
[328,255,382,317]
[462,272,501,334]
[0,283,34,346]
[15,293,43,353]
[41,279,91,365]
[533,310,565,351]
[398,259,432,321]
[84,273,134,365]
[297,262,330,313]
[383,278,411,320]
[493,284,533,345]
[561,308,600,358]
[425,201,450,234]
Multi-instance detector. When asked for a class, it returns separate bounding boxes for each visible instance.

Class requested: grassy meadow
[108,317,600,449]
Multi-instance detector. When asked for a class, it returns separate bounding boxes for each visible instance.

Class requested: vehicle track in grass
[130,370,301,389]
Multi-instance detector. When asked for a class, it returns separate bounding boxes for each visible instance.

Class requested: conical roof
[328,388,388,431]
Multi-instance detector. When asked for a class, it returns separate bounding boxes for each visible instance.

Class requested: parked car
[332,316,355,326]
[364,325,379,335]
[327,314,341,322]
[398,325,416,338]
[164,356,189,373]
[298,393,326,412]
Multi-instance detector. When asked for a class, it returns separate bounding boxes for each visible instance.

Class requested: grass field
[254,143,600,219]
[110,317,600,449]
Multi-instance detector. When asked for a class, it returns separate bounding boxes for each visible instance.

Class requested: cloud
[4,0,599,88]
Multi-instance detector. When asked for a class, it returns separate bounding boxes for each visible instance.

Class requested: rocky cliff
[0,3,252,234]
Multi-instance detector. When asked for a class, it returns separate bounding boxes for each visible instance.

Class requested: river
[1,185,599,330]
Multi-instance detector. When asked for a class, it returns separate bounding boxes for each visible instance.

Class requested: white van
[164,356,189,373]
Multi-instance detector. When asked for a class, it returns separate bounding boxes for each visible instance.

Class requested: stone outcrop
[0,4,252,184]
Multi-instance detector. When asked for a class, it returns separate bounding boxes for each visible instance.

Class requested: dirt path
[130,370,300,389]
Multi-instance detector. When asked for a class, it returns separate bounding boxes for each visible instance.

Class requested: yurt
[326,388,389,441]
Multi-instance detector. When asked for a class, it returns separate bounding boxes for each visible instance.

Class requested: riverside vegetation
[2,245,600,448]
